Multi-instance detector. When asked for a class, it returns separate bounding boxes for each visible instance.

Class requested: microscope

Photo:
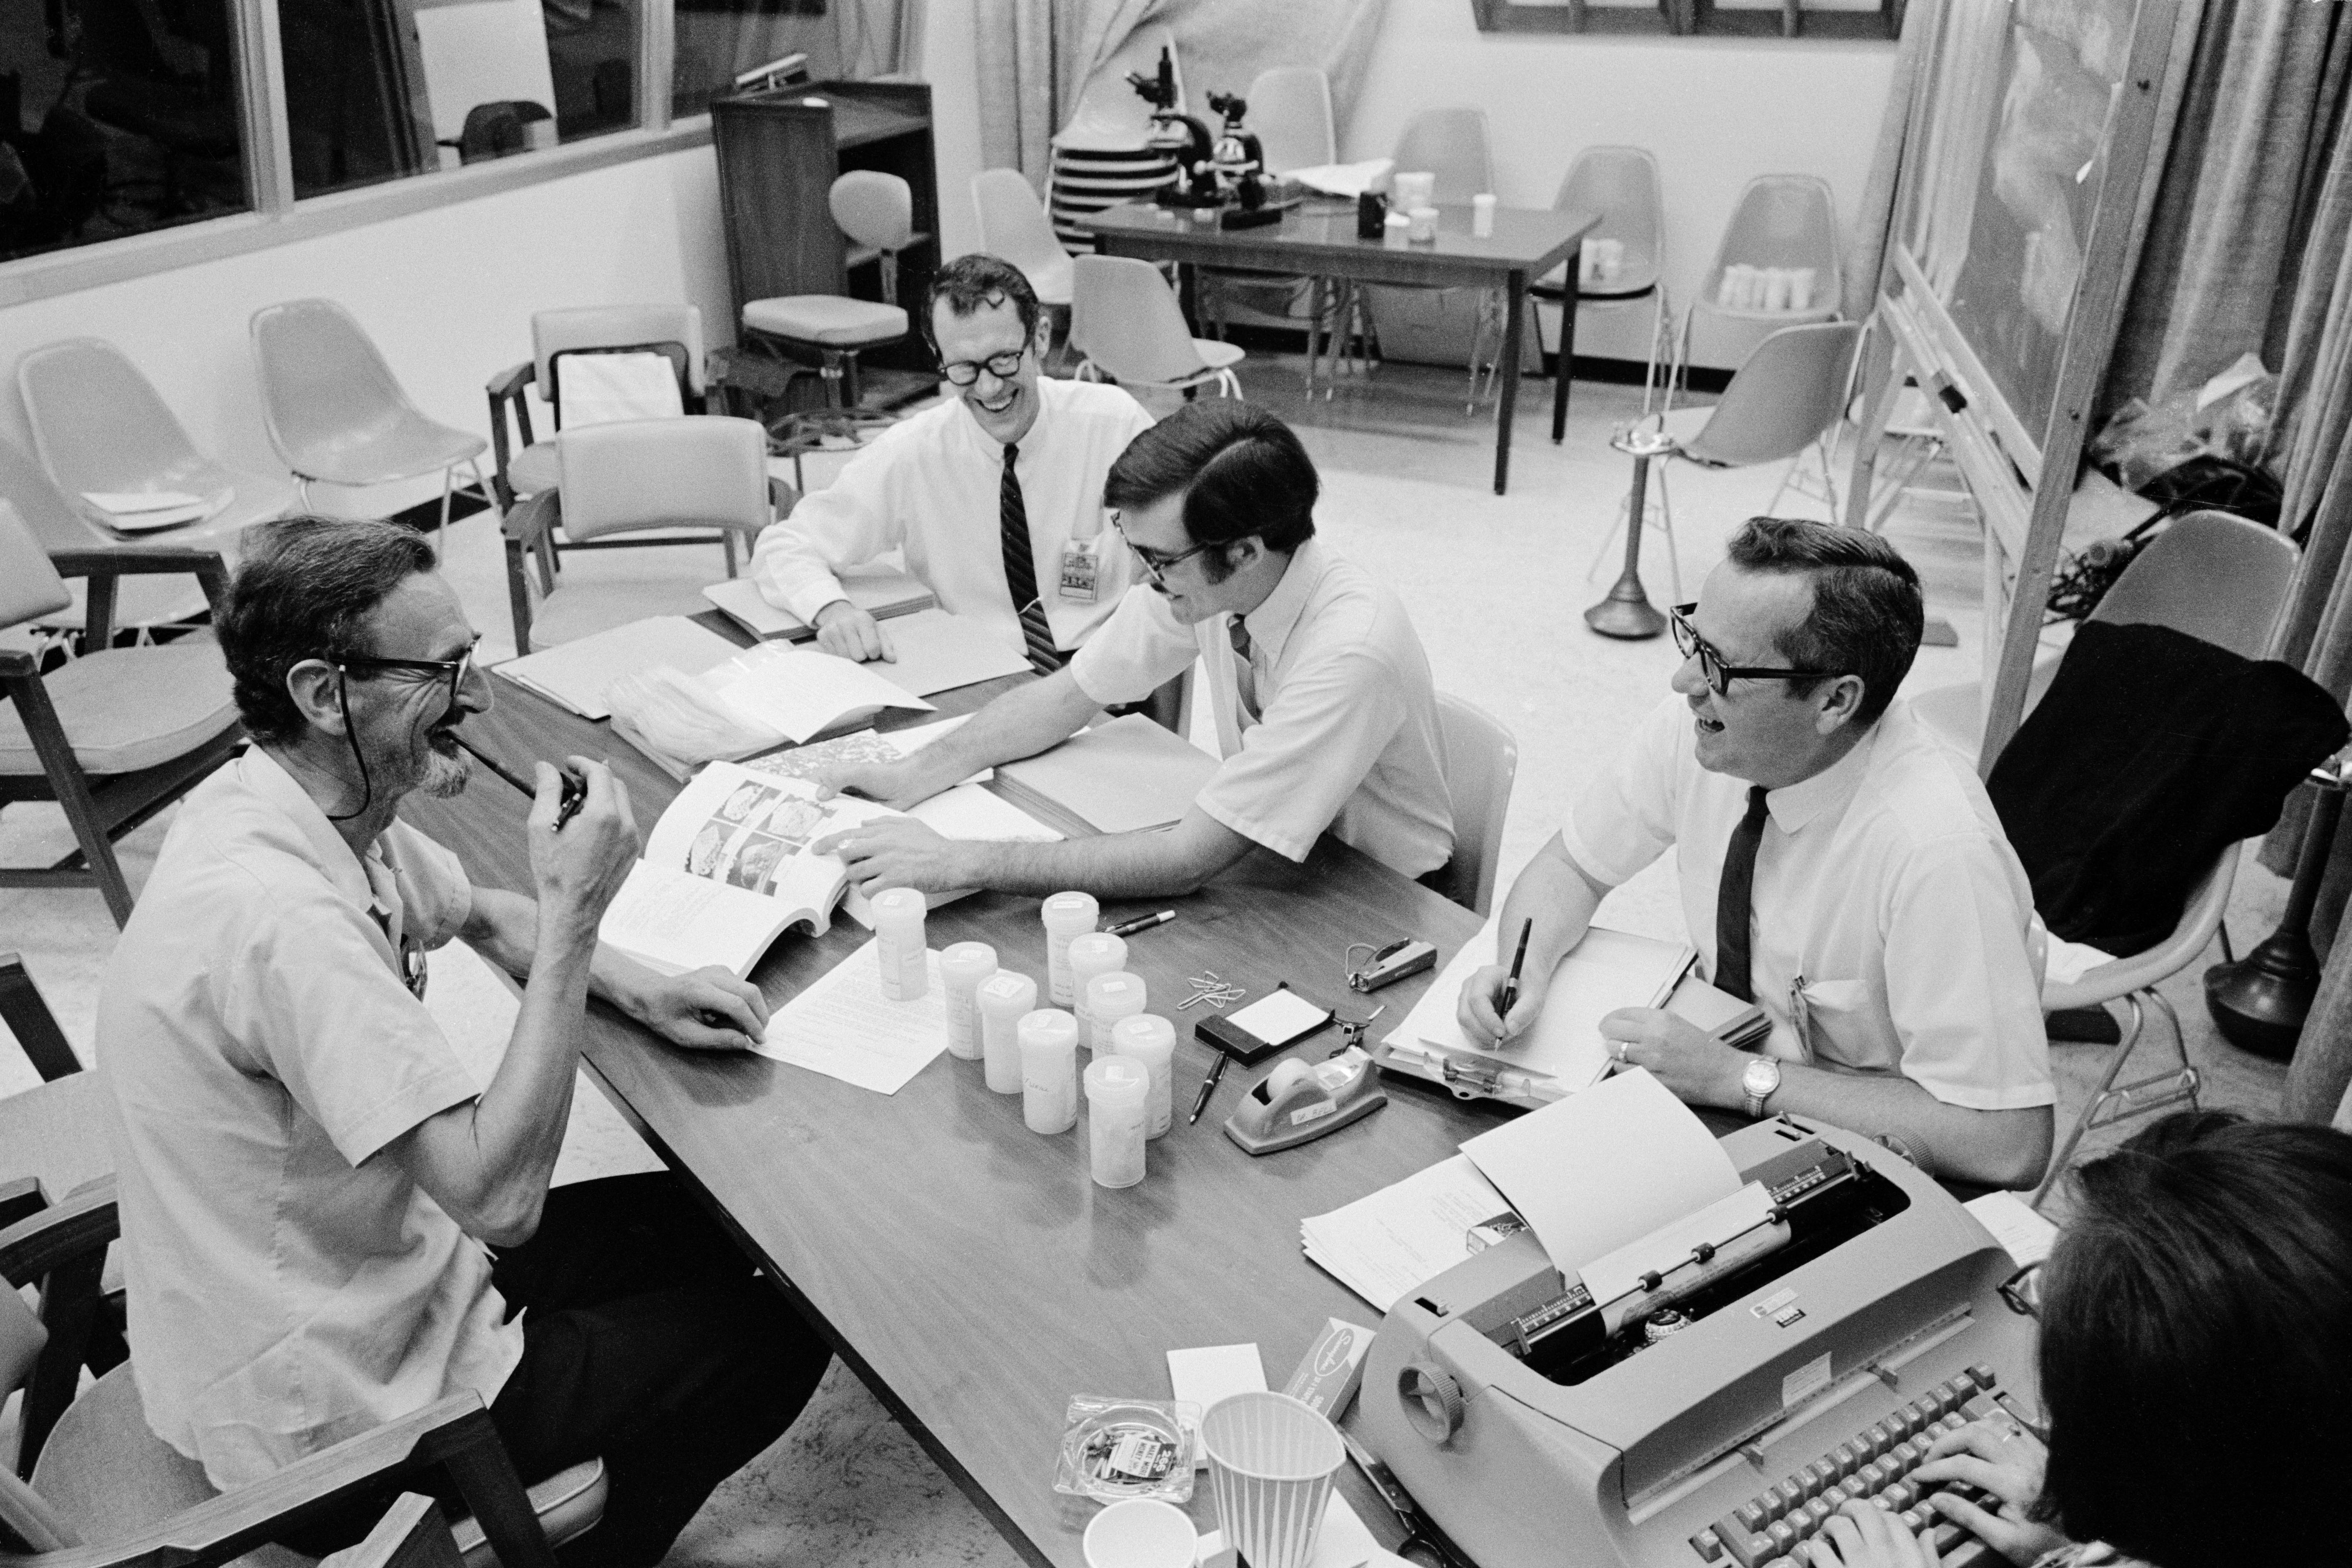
[1123,53,1276,224]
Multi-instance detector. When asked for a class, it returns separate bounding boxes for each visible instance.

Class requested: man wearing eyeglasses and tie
[1458,518,2053,1190]
[812,400,1454,898]
[750,253,1155,672]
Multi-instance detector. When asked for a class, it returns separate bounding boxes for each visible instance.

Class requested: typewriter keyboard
[1688,1364,2012,1568]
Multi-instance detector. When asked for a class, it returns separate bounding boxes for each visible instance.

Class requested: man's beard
[415,740,471,798]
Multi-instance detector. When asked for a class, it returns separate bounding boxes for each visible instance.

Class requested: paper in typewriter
[1459,1068,1742,1279]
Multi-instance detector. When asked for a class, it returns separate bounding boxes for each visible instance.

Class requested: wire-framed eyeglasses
[1110,514,1213,586]
[1670,604,1842,697]
[337,638,480,710]
[938,349,1028,387]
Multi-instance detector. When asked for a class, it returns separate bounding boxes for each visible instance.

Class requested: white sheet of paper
[1457,1068,1741,1278]
[883,715,970,754]
[1166,1344,1267,1411]
[705,643,935,742]
[1308,1493,1382,1568]
[865,609,1032,697]
[754,943,948,1094]
[1223,989,1334,1049]
[1965,1190,2059,1268]
[1299,1154,1511,1313]
[82,489,204,513]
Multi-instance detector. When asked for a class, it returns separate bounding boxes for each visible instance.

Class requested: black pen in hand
[1499,916,1533,1021]
[453,734,587,830]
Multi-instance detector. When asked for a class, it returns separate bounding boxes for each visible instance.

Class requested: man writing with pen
[1457,518,2055,1191]
[99,516,833,1567]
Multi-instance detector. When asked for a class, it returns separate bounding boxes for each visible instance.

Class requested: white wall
[1344,0,1897,367]
[0,146,730,516]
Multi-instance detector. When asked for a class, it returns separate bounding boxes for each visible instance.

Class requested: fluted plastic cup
[1200,1391,1345,1568]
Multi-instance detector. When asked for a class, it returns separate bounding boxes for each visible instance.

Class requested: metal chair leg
[2031,989,2203,1209]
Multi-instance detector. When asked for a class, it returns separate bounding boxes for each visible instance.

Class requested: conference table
[402,632,1511,1568]
[1086,199,1598,497]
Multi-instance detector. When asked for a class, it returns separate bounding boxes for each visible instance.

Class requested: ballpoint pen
[453,734,587,830]
[1188,1051,1230,1124]
[1107,909,1177,938]
[1499,916,1533,1019]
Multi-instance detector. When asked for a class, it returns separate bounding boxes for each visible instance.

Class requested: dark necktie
[999,443,1061,675]
[1229,615,1261,728]
[1714,785,1769,1003]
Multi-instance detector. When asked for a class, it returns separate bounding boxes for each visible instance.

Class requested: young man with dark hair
[1459,516,2053,1189]
[1814,1110,2352,1568]
[102,517,829,1568]
[813,400,1454,896]
[750,252,1155,670]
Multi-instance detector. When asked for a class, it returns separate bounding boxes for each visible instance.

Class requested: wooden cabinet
[711,78,940,395]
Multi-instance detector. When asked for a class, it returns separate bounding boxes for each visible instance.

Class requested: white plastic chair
[1244,67,1334,174]
[1434,693,1518,916]
[1070,254,1243,399]
[1391,107,1492,204]
[1681,175,1842,372]
[249,299,491,542]
[973,169,1077,308]
[1531,148,1670,393]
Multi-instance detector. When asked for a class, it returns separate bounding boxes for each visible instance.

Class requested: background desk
[403,659,1500,1568]
[1087,200,1596,496]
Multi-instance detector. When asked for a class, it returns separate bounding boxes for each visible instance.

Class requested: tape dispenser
[1223,1045,1387,1155]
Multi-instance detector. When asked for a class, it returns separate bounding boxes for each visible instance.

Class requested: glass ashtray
[1053,1395,1201,1504]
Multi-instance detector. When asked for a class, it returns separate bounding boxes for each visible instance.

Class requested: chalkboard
[1937,0,2139,456]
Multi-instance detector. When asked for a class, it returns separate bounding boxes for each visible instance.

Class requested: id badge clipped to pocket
[1059,536,1101,604]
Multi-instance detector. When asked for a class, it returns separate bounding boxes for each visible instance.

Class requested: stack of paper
[702,642,935,743]
[754,941,949,1094]
[80,489,225,532]
[1379,914,1693,1107]
[1666,974,1771,1051]
[994,713,1220,835]
[1287,158,1394,198]
[1300,1154,1514,1314]
[702,566,933,641]
[858,609,1032,698]
[494,616,743,720]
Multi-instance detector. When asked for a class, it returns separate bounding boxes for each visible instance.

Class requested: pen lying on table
[452,733,588,830]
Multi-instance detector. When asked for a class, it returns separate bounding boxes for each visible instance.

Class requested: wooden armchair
[0,1188,606,1568]
[0,508,242,926]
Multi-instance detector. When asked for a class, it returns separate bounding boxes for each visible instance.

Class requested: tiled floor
[0,347,2295,1565]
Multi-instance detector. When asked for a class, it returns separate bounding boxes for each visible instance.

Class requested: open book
[596,762,904,977]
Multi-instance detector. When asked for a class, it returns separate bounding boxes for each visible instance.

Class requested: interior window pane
[0,0,250,262]
[281,0,642,201]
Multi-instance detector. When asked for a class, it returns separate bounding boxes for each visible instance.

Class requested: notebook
[702,567,934,641]
[493,616,743,720]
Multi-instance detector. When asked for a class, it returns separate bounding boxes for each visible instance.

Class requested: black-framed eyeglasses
[1670,604,1842,697]
[1110,515,1213,586]
[337,637,480,711]
[1997,1261,2043,1320]
[938,348,1028,387]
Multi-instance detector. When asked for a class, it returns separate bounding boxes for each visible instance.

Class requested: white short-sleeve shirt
[750,377,1156,655]
[1068,539,1455,878]
[1561,695,2054,1112]
[101,748,522,1490]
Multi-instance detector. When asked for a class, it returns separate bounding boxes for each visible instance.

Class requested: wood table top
[401,649,1500,1567]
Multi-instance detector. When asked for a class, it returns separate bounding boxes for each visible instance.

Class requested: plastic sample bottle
[1109,1012,1177,1138]
[1084,1056,1150,1188]
[1020,1009,1081,1134]
[1042,891,1100,1006]
[939,941,998,1060]
[978,970,1039,1094]
[868,888,928,1002]
[1086,971,1148,1058]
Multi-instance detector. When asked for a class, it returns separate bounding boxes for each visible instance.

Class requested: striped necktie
[1229,614,1261,729]
[999,442,1061,675]
[1713,785,1769,1003]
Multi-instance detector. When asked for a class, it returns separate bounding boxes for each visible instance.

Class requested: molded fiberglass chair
[1910,512,2303,1206]
[0,500,241,926]
[249,299,491,543]
[1070,254,1244,400]
[1680,174,1842,375]
[1433,693,1519,917]
[973,169,1076,310]
[740,170,916,425]
[503,415,785,652]
[1531,147,1669,421]
[0,1186,606,1568]
[1587,320,1864,622]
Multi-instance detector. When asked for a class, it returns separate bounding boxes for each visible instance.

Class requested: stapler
[1224,1046,1388,1155]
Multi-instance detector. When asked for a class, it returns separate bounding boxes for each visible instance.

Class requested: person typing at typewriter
[1458,518,2054,1189]
[1805,1109,2351,1568]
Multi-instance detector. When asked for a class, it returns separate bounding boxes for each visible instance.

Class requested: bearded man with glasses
[99,516,830,1567]
[749,252,1156,672]
[1458,516,2054,1191]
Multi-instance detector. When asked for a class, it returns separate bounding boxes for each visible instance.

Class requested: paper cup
[1200,1392,1344,1568]
[1083,1498,1199,1568]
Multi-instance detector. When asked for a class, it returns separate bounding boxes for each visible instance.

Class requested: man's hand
[528,758,639,939]
[1597,1006,1748,1106]
[616,965,770,1051]
[1456,963,1555,1049]
[1913,1419,2067,1567]
[814,600,895,662]
[1800,1501,1942,1567]
[815,754,939,812]
[813,816,969,895]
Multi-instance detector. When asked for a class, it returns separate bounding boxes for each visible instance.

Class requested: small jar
[1085,971,1148,1057]
[1041,892,1099,1007]
[1019,1009,1080,1134]
[978,970,1038,1094]
[868,888,928,1001]
[1084,1057,1150,1188]
[939,941,997,1061]
[1109,1012,1176,1138]
[1067,932,1127,1041]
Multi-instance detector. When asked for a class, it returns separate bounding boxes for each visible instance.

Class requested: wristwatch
[1740,1056,1782,1120]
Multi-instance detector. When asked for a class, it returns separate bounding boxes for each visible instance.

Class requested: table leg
[1552,272,1579,443]
[1494,272,1527,495]
[1177,262,1200,335]
[1306,276,1329,399]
